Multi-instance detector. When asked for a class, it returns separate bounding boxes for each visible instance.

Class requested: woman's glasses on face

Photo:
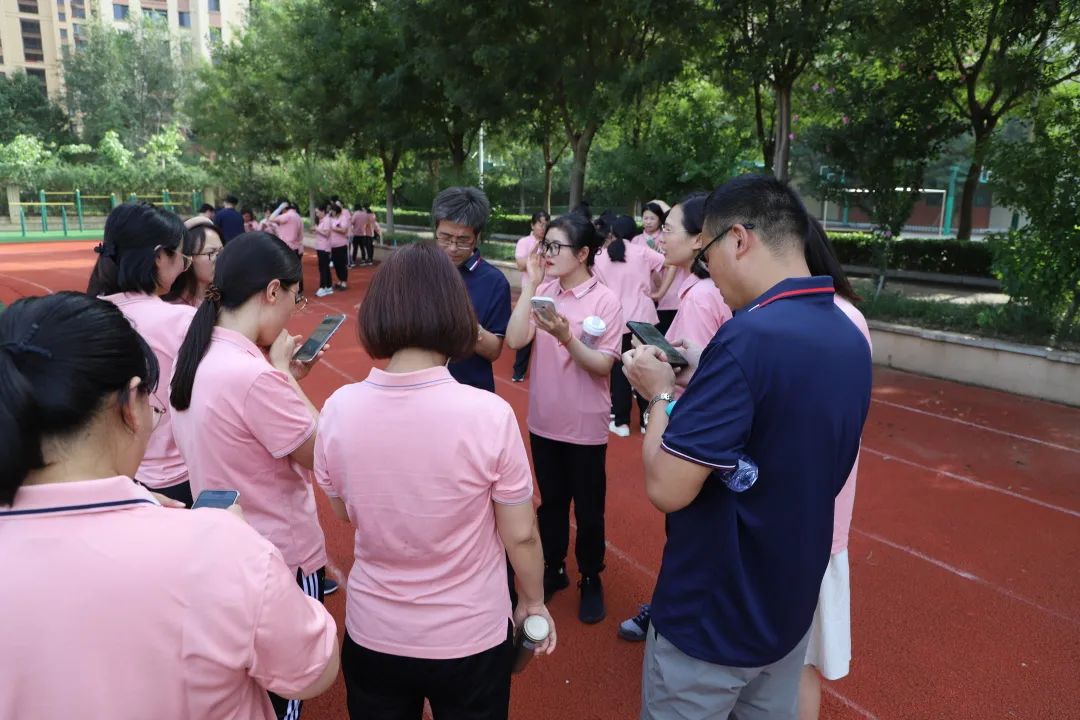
[287,287,308,311]
[149,399,167,429]
[538,240,574,257]
[193,248,221,263]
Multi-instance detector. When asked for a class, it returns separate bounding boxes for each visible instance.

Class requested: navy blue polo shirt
[214,207,244,242]
[448,250,511,392]
[654,276,872,667]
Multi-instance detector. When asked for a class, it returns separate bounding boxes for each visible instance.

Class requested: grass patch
[854,280,1078,351]
[0,229,103,243]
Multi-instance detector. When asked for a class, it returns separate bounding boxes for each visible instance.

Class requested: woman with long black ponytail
[89,202,199,505]
[0,292,339,720]
[169,231,329,720]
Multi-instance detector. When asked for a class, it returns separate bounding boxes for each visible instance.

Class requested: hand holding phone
[294,314,346,363]
[530,296,557,315]
[626,321,689,369]
[191,489,240,510]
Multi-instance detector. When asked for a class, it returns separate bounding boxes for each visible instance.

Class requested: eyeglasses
[149,399,167,429]
[435,231,476,250]
[287,287,308,311]
[538,240,575,257]
[156,245,193,272]
[695,222,755,270]
[193,248,221,263]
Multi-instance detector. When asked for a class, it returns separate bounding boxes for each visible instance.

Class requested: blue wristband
[665,399,677,417]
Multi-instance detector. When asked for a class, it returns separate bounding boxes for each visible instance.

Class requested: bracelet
[558,333,572,347]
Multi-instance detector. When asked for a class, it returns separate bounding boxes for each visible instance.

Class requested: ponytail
[0,292,159,504]
[86,202,187,297]
[170,232,302,411]
[805,217,860,303]
[607,215,637,263]
[549,212,604,268]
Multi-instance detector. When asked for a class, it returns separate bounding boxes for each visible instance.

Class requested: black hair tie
[0,322,53,360]
[94,243,117,259]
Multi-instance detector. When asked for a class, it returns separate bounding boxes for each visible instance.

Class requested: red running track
[2,241,1078,720]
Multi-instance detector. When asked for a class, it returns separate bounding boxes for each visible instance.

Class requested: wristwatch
[643,391,675,427]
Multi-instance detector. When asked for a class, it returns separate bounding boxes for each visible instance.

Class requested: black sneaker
[578,575,605,624]
[322,577,339,597]
[543,563,570,602]
[511,375,525,383]
[617,603,651,641]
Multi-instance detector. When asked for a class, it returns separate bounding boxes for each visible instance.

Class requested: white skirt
[804,549,851,680]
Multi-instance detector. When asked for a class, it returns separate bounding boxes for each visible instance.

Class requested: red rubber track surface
[2,241,1078,720]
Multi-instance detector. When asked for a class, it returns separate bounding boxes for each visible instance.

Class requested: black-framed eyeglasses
[193,248,222,262]
[287,287,308,311]
[538,240,575,257]
[435,231,476,250]
[694,222,755,270]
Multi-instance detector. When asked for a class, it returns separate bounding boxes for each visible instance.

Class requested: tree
[709,0,852,182]
[0,72,72,145]
[987,92,1080,337]
[64,18,193,149]
[930,0,1080,239]
[805,57,960,297]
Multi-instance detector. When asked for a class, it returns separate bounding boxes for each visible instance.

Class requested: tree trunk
[519,170,526,214]
[753,81,774,175]
[567,127,596,211]
[448,129,467,180]
[771,82,792,182]
[380,147,400,235]
[307,188,317,227]
[543,163,554,214]
[956,133,992,240]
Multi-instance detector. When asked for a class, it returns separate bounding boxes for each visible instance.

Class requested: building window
[146,8,167,22]
[60,28,68,40]
[113,3,128,20]
[178,11,191,27]
[209,26,223,44]
[71,1,84,18]
[21,19,44,62]
[58,11,66,20]
[18,0,39,13]
[207,0,220,11]
[26,68,48,92]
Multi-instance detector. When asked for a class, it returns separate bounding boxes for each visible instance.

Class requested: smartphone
[293,314,346,363]
[530,296,557,315]
[626,320,689,369]
[191,489,240,510]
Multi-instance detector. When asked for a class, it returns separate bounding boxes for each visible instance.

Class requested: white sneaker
[609,421,630,438]
[315,287,333,297]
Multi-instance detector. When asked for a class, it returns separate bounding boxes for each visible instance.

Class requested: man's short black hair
[703,175,810,255]
[224,195,239,205]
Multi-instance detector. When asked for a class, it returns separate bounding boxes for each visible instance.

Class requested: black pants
[293,250,304,295]
[331,245,349,283]
[153,479,193,507]
[341,624,514,720]
[317,250,332,289]
[270,567,325,720]
[512,341,532,379]
[529,433,607,577]
[656,309,677,336]
[362,235,376,262]
[611,333,648,428]
[351,236,362,263]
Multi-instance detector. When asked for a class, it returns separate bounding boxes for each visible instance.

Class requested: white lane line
[871,397,1079,454]
[861,447,1080,519]
[0,272,55,295]
[855,529,1079,628]
[824,686,882,719]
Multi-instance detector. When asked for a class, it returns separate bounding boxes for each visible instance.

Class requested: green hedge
[376,208,534,237]
[829,232,994,278]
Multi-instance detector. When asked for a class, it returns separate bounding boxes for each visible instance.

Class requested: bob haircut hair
[359,243,477,360]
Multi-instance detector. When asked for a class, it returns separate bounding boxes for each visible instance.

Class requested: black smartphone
[191,489,240,510]
[626,320,689,368]
[293,314,346,363]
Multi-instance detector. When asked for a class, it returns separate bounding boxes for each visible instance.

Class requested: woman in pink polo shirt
[329,199,350,290]
[511,210,551,382]
[163,216,224,308]
[0,291,339,720]
[169,232,329,720]
[349,202,369,267]
[312,202,335,297]
[798,218,870,720]
[616,193,733,643]
[506,212,624,625]
[631,201,683,333]
[315,244,554,719]
[87,202,198,506]
[270,200,305,296]
[594,214,667,437]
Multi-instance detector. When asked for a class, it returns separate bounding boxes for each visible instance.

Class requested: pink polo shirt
[315,366,533,659]
[0,476,337,720]
[313,215,332,253]
[832,296,871,554]
[515,234,539,282]
[593,242,665,326]
[350,210,370,236]
[274,209,304,252]
[100,292,196,489]
[631,231,661,250]
[664,273,732,350]
[330,210,350,248]
[171,327,326,576]
[528,275,623,445]
[657,266,689,312]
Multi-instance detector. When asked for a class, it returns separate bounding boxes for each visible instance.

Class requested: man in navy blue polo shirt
[623,175,872,720]
[432,186,511,393]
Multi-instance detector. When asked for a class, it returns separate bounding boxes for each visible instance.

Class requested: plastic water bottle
[512,615,550,674]
[719,455,759,493]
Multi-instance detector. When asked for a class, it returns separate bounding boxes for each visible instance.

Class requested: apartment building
[0,0,248,98]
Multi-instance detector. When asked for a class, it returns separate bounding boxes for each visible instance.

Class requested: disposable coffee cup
[580,315,606,348]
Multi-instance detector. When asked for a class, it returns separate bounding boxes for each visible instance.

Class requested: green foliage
[829,233,994,277]
[63,18,194,149]
[0,72,72,145]
[0,135,52,185]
